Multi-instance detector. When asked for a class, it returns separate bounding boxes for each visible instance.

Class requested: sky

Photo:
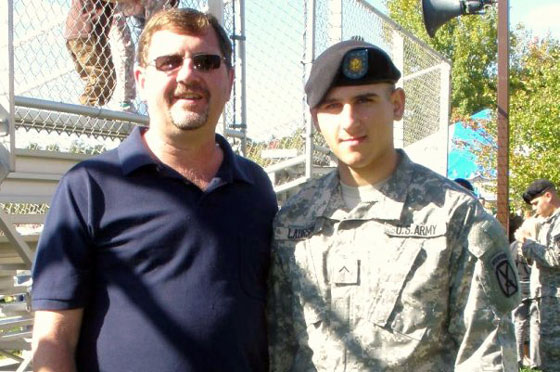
[510,0,560,39]
[364,0,560,180]
[367,0,560,40]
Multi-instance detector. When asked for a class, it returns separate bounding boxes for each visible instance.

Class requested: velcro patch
[342,49,368,79]
[333,259,359,285]
[492,253,518,297]
[275,225,315,241]
[385,223,445,238]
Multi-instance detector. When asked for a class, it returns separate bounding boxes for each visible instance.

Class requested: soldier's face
[531,192,554,217]
[312,83,404,173]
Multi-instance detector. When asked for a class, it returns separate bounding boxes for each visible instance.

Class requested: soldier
[510,215,540,368]
[516,179,560,371]
[267,40,520,371]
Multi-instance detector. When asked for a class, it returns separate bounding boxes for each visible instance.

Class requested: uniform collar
[118,126,253,185]
[544,207,560,224]
[321,149,413,221]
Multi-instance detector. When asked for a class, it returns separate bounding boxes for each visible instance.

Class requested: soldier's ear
[391,88,405,121]
[310,109,321,133]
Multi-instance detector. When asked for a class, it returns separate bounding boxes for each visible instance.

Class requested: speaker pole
[496,0,510,233]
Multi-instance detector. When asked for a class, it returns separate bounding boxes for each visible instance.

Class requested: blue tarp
[447,109,492,180]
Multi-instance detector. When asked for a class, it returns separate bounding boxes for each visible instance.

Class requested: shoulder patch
[492,252,518,297]
[342,49,369,79]
[467,218,508,258]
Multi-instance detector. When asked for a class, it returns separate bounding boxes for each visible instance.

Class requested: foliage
[384,0,499,118]
[457,35,560,208]
[245,128,306,168]
[507,36,560,205]
[385,0,560,209]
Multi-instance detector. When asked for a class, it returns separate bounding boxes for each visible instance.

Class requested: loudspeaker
[422,0,465,37]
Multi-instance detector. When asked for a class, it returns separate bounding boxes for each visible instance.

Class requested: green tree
[447,34,560,208]
[385,0,498,118]
[385,0,560,208]
[506,35,560,206]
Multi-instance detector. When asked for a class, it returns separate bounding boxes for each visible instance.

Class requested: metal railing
[1,0,450,192]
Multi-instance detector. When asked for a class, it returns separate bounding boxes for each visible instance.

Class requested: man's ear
[225,68,234,102]
[391,87,405,121]
[134,66,146,100]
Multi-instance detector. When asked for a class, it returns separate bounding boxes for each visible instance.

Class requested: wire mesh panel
[3,0,450,184]
[240,0,307,174]
[11,0,206,117]
[0,0,14,155]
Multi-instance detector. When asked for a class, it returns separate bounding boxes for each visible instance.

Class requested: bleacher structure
[0,0,450,369]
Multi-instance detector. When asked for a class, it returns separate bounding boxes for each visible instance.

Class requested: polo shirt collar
[214,132,253,185]
[118,126,155,175]
[118,126,253,185]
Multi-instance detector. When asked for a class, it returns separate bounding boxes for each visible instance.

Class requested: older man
[516,179,560,371]
[267,40,519,371]
[32,8,277,371]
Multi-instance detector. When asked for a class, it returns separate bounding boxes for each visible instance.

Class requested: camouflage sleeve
[267,239,298,372]
[448,202,520,371]
[521,230,560,268]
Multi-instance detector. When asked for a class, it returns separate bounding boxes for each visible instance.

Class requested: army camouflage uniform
[521,207,560,371]
[109,10,136,106]
[510,240,532,365]
[268,150,520,371]
[108,0,178,111]
[64,0,115,106]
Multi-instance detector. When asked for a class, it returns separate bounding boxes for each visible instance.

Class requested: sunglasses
[149,54,227,73]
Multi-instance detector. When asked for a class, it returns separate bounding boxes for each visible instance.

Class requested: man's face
[530,191,554,217]
[135,28,233,136]
[312,83,404,172]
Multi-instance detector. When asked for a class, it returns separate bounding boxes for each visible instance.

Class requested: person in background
[32,8,277,371]
[453,177,474,193]
[108,4,138,112]
[65,0,116,106]
[109,0,179,113]
[516,179,560,371]
[510,213,540,369]
[267,39,519,371]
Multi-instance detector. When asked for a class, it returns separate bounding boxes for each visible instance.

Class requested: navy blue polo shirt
[32,126,277,371]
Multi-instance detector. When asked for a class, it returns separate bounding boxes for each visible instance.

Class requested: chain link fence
[1,0,449,195]
[242,0,450,190]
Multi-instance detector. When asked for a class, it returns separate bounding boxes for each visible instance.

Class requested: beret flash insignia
[342,49,368,79]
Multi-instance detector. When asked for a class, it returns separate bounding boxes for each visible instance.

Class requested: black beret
[454,178,474,192]
[522,179,555,204]
[305,40,401,108]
